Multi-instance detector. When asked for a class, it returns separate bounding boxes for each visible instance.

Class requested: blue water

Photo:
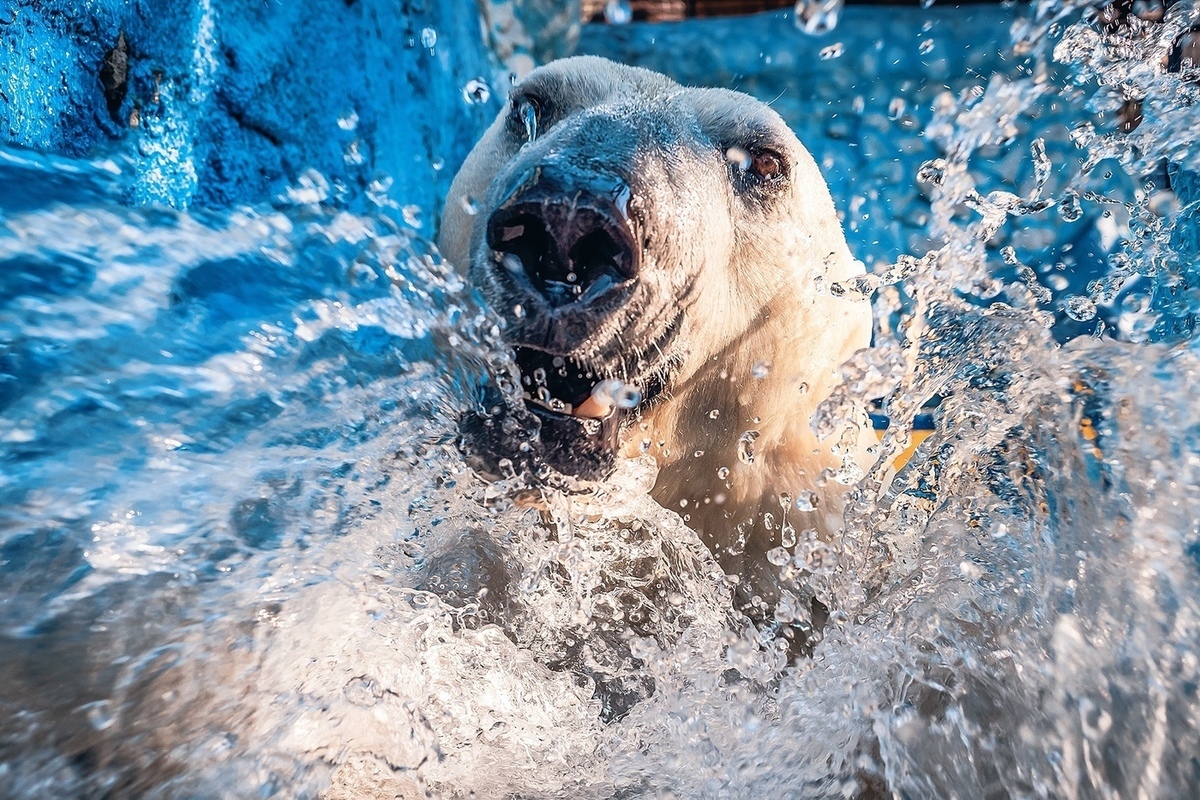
[2,3,1200,799]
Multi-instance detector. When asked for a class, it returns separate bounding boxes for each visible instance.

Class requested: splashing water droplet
[916,155,945,183]
[795,491,818,512]
[1148,190,1179,217]
[613,383,641,409]
[919,39,935,55]
[708,409,720,420]
[463,78,491,105]
[725,146,751,171]
[590,379,641,410]
[402,205,423,229]
[460,195,480,216]
[793,0,843,35]
[781,524,798,548]
[752,360,772,379]
[737,430,760,464]
[717,466,730,480]
[337,109,358,131]
[806,542,836,571]
[420,27,437,49]
[1064,295,1097,321]
[1059,190,1083,222]
[767,546,791,566]
[85,700,116,731]
[819,43,844,60]
[604,0,632,24]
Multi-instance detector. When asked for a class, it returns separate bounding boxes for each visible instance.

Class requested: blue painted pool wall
[0,0,502,216]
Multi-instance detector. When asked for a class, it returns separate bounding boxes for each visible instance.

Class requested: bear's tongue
[513,346,613,419]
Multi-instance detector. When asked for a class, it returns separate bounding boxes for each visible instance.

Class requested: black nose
[486,188,638,306]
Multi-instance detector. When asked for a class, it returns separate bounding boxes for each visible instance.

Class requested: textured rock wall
[0,0,502,215]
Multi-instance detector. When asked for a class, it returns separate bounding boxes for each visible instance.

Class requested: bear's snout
[485,171,639,309]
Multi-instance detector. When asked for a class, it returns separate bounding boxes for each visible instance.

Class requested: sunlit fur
[440,56,874,610]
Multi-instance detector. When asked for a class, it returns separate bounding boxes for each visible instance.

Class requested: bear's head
[442,57,872,608]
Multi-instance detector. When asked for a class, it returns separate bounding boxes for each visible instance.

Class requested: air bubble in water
[767,546,791,566]
[460,195,480,216]
[605,0,632,24]
[402,205,423,228]
[463,78,491,105]
[737,430,760,464]
[337,109,358,131]
[708,409,720,419]
[1064,295,1097,321]
[420,27,437,49]
[793,0,843,35]
[819,43,844,60]
[795,491,818,512]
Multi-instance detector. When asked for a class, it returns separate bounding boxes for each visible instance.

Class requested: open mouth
[514,346,634,420]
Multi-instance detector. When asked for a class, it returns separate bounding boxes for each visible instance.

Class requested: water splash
[4,2,1200,797]
[793,0,843,36]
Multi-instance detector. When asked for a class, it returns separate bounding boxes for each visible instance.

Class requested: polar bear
[440,56,874,617]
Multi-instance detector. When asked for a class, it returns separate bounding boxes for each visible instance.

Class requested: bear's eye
[750,150,784,180]
[510,93,543,142]
[725,145,789,191]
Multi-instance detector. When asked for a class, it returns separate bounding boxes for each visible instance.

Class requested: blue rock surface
[0,0,502,215]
